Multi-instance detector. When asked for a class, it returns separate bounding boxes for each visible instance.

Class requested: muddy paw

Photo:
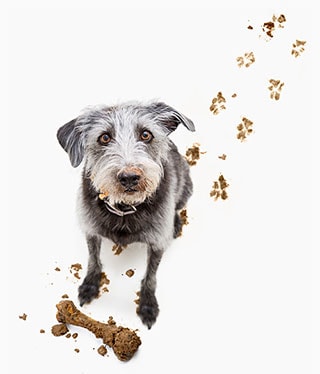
[137,297,159,329]
[78,276,100,306]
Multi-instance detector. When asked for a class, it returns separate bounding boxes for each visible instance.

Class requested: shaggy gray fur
[57,101,195,328]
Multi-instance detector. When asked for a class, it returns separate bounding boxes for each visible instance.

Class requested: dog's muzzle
[117,167,144,193]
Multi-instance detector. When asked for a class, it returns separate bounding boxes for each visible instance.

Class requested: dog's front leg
[137,245,163,329]
[78,234,102,306]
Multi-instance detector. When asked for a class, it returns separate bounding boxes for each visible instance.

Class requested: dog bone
[55,300,141,361]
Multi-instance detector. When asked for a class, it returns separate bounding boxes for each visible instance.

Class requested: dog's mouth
[124,187,138,194]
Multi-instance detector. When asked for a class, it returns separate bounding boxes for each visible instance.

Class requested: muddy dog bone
[55,300,141,361]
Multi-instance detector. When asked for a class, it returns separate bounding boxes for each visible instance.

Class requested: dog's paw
[137,296,159,329]
[78,278,100,306]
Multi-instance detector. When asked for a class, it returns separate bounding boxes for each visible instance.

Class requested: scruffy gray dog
[57,101,195,328]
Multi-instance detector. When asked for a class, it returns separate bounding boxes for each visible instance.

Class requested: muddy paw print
[261,14,286,40]
[268,79,284,100]
[237,117,254,142]
[209,92,226,115]
[236,52,255,68]
[185,142,206,166]
[291,40,306,58]
[210,174,229,201]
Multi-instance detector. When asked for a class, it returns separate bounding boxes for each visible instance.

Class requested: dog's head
[57,101,195,205]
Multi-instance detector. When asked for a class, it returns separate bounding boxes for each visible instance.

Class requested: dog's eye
[98,133,112,145]
[140,130,153,142]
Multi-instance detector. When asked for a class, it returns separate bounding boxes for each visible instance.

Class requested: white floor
[4,2,317,374]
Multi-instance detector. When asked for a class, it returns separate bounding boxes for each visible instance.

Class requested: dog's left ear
[149,102,195,133]
[57,118,85,168]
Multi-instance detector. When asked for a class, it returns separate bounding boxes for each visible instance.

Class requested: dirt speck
[125,269,135,278]
[51,323,69,336]
[97,272,110,297]
[97,345,108,356]
[112,244,127,255]
[70,263,82,280]
[19,313,27,321]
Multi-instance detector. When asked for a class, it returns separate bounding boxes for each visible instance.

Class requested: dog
[57,101,195,328]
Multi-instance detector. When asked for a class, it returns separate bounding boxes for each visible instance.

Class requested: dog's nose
[118,171,141,187]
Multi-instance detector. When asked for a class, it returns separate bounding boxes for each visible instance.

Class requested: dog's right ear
[148,102,195,134]
[57,118,84,168]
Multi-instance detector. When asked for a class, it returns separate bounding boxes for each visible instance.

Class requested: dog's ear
[57,118,84,168]
[149,102,195,133]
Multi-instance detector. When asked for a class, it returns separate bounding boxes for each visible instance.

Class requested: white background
[4,1,318,373]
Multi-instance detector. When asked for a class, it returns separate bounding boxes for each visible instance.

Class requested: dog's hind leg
[78,234,102,306]
[137,245,163,329]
